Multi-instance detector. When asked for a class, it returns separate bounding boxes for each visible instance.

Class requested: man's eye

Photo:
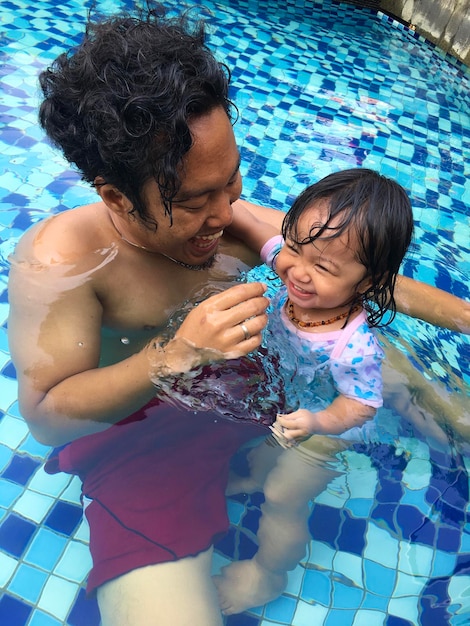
[227,171,241,186]
[174,200,204,210]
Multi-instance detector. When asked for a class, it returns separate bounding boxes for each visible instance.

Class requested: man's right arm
[230,200,279,254]
[8,254,269,447]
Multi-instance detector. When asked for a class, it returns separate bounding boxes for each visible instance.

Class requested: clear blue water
[0,0,469,625]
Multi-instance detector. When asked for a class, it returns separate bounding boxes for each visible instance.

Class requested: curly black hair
[38,3,234,224]
[282,168,414,327]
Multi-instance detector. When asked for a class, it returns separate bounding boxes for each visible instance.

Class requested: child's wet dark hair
[281,168,414,327]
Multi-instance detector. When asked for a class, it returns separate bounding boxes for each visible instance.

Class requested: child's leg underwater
[226,435,283,496]
[215,436,349,615]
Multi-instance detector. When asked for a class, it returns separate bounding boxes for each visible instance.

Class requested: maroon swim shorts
[45,399,266,593]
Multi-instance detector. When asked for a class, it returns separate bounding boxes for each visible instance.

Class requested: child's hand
[270,398,376,448]
[270,409,317,447]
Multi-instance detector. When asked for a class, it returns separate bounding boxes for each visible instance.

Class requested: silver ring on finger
[240,322,251,341]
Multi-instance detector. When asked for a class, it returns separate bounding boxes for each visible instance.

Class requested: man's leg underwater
[98,548,223,626]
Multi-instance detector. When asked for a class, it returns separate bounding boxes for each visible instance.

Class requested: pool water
[0,0,469,625]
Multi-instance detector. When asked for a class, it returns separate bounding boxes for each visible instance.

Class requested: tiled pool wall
[1,1,469,625]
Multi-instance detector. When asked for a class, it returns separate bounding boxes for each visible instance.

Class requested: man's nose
[207,192,233,227]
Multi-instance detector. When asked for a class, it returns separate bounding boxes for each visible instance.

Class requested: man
[7,5,469,625]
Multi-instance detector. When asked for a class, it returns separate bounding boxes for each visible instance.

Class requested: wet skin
[8,107,277,446]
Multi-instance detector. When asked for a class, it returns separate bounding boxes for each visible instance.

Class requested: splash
[154,348,286,426]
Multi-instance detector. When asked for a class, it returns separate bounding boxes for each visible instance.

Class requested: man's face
[121,106,242,267]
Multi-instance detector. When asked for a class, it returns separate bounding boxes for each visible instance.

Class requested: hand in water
[147,282,269,381]
[270,410,315,447]
[176,282,269,358]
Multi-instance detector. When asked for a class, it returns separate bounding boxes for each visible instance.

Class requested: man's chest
[96,246,256,332]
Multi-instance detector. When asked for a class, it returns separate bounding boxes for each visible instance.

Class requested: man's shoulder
[13,202,108,265]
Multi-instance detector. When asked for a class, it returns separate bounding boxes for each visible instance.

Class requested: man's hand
[174,282,269,360]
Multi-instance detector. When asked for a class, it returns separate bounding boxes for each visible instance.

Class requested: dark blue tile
[248,492,264,508]
[237,530,258,560]
[438,502,467,527]
[385,616,415,626]
[376,479,404,503]
[309,503,342,547]
[241,508,261,534]
[337,512,366,556]
[409,517,436,547]
[420,578,452,626]
[1,361,17,379]
[436,526,461,552]
[0,595,32,626]
[2,454,41,486]
[44,501,83,536]
[396,505,433,544]
[226,612,261,625]
[215,527,237,558]
[2,192,29,207]
[0,514,36,557]
[453,554,470,575]
[67,588,101,626]
[370,503,397,535]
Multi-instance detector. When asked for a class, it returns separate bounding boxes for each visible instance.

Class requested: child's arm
[229,201,280,254]
[272,395,376,444]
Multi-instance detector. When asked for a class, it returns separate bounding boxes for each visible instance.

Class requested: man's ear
[94,177,133,215]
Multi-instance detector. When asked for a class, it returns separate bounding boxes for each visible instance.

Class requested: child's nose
[290,260,311,283]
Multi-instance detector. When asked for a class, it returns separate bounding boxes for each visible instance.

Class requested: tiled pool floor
[1,0,469,624]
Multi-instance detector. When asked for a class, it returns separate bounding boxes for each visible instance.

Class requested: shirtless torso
[8,197,276,444]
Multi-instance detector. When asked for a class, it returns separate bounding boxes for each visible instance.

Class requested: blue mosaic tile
[336,512,367,556]
[44,501,83,536]
[24,527,67,570]
[437,526,462,553]
[263,594,297,623]
[419,577,452,626]
[225,613,261,626]
[215,526,237,559]
[309,503,342,547]
[331,580,364,610]
[237,530,258,560]
[0,513,36,557]
[240,507,262,534]
[0,594,32,626]
[396,505,434,545]
[8,563,49,604]
[28,611,63,626]
[385,616,414,626]
[376,480,404,504]
[67,588,100,626]
[363,559,397,597]
[37,575,80,622]
[361,591,390,613]
[324,608,356,626]
[2,453,40,485]
[300,568,332,605]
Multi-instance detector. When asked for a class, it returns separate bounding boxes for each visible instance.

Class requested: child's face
[276,201,370,313]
